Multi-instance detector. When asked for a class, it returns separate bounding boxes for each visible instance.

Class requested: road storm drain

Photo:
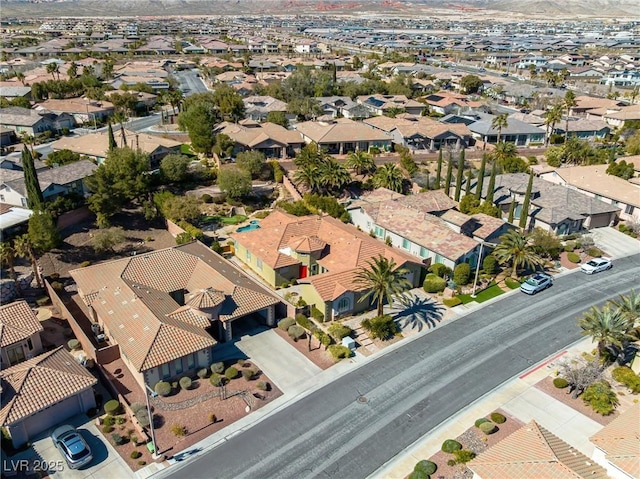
[357,396,368,403]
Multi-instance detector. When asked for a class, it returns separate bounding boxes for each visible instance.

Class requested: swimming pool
[236,220,260,233]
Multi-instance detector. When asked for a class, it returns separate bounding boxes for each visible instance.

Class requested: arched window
[337,297,351,312]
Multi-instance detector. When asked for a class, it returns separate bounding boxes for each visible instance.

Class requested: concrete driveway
[590,226,640,259]
[5,414,132,479]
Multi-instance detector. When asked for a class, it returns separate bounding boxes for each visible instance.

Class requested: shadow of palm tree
[391,294,446,332]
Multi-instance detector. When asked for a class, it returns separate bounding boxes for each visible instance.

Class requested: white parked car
[520,273,553,295]
[580,257,612,274]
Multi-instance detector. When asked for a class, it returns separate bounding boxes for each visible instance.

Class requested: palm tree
[543,104,563,146]
[563,90,577,141]
[14,234,42,288]
[491,113,509,144]
[318,158,351,194]
[345,150,375,176]
[493,230,544,278]
[373,163,404,193]
[46,62,59,80]
[0,242,21,295]
[293,163,320,194]
[15,71,26,86]
[354,255,411,318]
[578,305,635,358]
[612,289,640,325]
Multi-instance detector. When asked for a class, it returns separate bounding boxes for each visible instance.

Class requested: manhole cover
[357,396,368,403]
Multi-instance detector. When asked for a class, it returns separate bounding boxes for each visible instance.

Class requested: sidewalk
[373,338,603,479]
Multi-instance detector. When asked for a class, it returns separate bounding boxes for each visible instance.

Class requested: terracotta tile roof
[0,300,43,348]
[364,115,472,140]
[214,121,303,148]
[470,213,511,240]
[0,347,97,426]
[441,209,474,227]
[70,243,280,371]
[294,118,392,143]
[590,402,640,479]
[468,420,609,479]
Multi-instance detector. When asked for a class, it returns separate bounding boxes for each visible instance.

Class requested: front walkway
[233,329,322,395]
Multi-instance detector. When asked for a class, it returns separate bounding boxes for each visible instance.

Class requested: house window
[420,247,428,258]
[402,238,410,250]
[21,198,27,207]
[256,258,263,270]
[27,338,33,350]
[374,226,385,238]
[161,363,170,379]
[337,297,351,312]
[246,249,251,262]
[435,254,444,264]
[0,194,3,202]
[625,205,634,215]
[310,263,318,275]
[174,358,183,375]
[187,354,195,370]
[7,346,25,365]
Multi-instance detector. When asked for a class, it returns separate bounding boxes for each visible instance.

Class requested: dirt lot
[40,208,176,279]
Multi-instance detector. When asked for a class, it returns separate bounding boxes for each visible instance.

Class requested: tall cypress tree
[475,153,487,200]
[435,147,443,189]
[108,120,117,151]
[507,200,516,223]
[519,170,534,229]
[485,161,497,205]
[444,151,453,196]
[22,147,44,211]
[454,148,465,201]
[425,171,430,190]
[464,169,472,197]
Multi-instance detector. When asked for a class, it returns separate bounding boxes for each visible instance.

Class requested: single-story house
[314,96,358,118]
[0,86,32,100]
[230,211,424,320]
[540,165,640,222]
[472,172,621,233]
[554,118,610,140]
[356,94,425,116]
[421,91,483,115]
[0,347,97,447]
[242,95,290,122]
[0,300,43,368]
[590,402,640,479]
[0,107,55,136]
[0,160,97,208]
[468,420,609,479]
[214,120,304,159]
[294,118,393,154]
[0,203,32,242]
[51,129,181,168]
[468,114,546,146]
[364,115,472,151]
[34,98,115,125]
[70,242,282,390]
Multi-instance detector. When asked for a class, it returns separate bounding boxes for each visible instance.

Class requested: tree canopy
[235,150,266,178]
[160,153,191,183]
[177,93,220,155]
[218,166,252,199]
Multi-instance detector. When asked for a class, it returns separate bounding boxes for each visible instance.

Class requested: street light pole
[144,384,160,459]
[471,240,498,298]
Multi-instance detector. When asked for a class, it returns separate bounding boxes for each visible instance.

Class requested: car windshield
[586,260,599,266]
[525,278,539,286]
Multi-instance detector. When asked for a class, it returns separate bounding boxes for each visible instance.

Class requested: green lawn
[504,277,522,289]
[457,282,505,304]
[180,144,196,156]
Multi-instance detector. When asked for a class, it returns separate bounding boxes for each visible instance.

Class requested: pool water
[236,220,260,233]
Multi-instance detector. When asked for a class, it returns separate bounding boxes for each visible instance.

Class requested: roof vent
[133,313,139,319]
[119,324,124,328]
[128,338,134,342]
[108,310,114,315]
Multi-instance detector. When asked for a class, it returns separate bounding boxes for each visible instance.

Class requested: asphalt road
[174,69,209,95]
[159,254,640,479]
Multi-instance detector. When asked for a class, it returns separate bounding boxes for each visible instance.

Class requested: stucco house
[69,242,282,390]
[0,300,44,368]
[213,120,304,159]
[230,211,423,320]
[0,107,55,136]
[0,347,97,447]
[294,118,393,155]
[467,114,546,146]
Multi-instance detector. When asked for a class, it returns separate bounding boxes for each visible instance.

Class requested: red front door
[299,265,308,278]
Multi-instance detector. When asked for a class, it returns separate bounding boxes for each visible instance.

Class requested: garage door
[22,396,81,440]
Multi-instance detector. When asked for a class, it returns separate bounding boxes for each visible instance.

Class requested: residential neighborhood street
[157,253,640,479]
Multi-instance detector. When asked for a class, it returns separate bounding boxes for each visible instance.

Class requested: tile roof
[70,243,280,371]
[0,347,97,426]
[51,130,181,159]
[468,420,609,479]
[214,121,303,148]
[0,107,50,127]
[0,300,43,348]
[294,118,392,143]
[231,211,418,301]
[364,115,472,140]
[590,402,640,479]
[4,160,97,197]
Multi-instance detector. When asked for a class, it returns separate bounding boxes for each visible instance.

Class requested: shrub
[104,399,121,416]
[567,252,581,263]
[315,330,333,349]
[197,368,209,379]
[587,247,602,258]
[115,416,126,425]
[179,377,192,390]
[311,306,325,322]
[102,425,114,433]
[278,317,296,331]
[453,263,471,285]
[490,412,506,424]
[428,263,451,278]
[257,381,270,391]
[211,362,225,374]
[407,471,428,479]
[210,373,224,387]
[443,297,462,307]
[441,439,462,453]
[154,381,172,397]
[612,366,640,393]
[201,193,213,203]
[51,281,63,292]
[130,451,142,459]
[553,377,569,389]
[564,242,576,252]
[79,261,91,268]
[362,315,397,340]
[36,296,51,306]
[328,323,353,340]
[242,369,255,380]
[111,433,125,445]
[287,325,306,341]
[504,277,521,289]
[474,418,490,428]
[479,422,497,435]
[103,415,115,427]
[170,424,187,437]
[296,315,316,331]
[482,255,499,275]
[225,367,239,380]
[583,381,618,415]
[135,410,150,428]
[130,402,145,414]
[68,339,80,350]
[423,274,446,293]
[130,435,139,445]
[414,460,437,476]
[453,449,476,463]
[172,381,178,389]
[328,344,351,361]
